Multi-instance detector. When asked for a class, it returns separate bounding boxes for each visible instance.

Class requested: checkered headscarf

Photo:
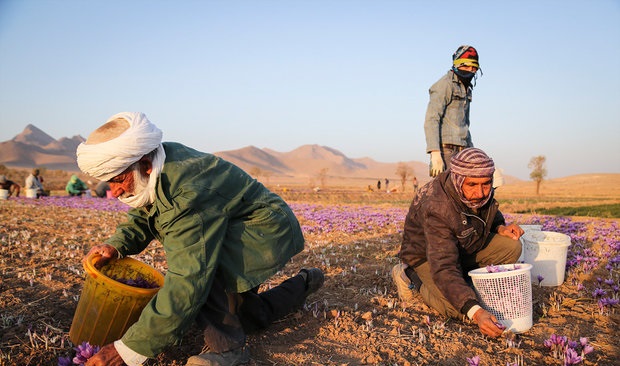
[450,148,495,209]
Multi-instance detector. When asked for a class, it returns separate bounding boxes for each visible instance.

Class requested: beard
[118,168,155,208]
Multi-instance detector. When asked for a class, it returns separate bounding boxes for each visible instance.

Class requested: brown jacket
[399,170,505,314]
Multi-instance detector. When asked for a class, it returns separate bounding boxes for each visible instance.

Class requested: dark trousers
[440,144,465,170]
[198,273,307,353]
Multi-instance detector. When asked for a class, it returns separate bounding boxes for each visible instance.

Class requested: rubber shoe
[300,268,324,297]
[392,263,415,303]
[185,347,250,366]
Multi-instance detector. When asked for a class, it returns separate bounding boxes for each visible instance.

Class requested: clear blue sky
[1,0,619,180]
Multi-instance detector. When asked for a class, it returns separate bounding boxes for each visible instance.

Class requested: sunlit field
[1,176,619,365]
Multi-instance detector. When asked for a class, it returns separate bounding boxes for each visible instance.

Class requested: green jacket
[105,142,304,356]
[66,175,88,194]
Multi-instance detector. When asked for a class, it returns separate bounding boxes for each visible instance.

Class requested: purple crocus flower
[466,355,480,366]
[537,274,544,285]
[598,298,610,313]
[552,334,567,347]
[564,348,583,365]
[597,297,618,315]
[582,344,594,356]
[604,278,615,286]
[592,288,607,298]
[486,264,503,273]
[72,341,100,364]
[57,357,72,366]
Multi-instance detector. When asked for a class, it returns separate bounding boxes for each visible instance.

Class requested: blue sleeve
[424,76,452,152]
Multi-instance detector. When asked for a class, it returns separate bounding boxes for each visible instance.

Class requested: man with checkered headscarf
[392,148,524,338]
[424,45,482,177]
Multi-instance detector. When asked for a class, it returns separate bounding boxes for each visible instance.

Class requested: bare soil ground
[1,175,619,366]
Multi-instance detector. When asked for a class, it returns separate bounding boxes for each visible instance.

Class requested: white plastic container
[517,225,543,262]
[0,189,9,200]
[469,263,533,333]
[26,189,38,198]
[522,231,571,286]
[519,224,543,232]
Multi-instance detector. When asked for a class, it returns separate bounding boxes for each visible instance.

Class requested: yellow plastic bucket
[69,254,164,346]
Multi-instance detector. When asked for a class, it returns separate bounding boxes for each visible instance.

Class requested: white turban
[77,112,166,208]
[77,112,163,181]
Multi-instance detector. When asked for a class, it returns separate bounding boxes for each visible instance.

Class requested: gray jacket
[424,70,473,152]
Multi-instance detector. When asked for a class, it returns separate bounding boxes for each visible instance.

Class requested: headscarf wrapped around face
[76,112,166,207]
[449,148,495,209]
[452,45,480,69]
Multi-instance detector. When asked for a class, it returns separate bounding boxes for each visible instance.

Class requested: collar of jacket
[449,69,472,90]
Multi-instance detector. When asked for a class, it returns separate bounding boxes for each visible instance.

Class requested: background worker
[424,45,481,177]
[76,112,324,366]
[0,174,21,197]
[392,148,523,338]
[65,174,90,196]
[94,180,111,198]
[24,168,47,197]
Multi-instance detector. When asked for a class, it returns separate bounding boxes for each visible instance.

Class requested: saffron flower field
[0,196,618,365]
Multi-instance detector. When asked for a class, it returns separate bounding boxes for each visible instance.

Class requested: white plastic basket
[0,189,8,200]
[468,263,533,333]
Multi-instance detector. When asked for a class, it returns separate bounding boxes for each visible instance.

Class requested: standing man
[77,112,324,366]
[392,148,522,338]
[424,45,481,177]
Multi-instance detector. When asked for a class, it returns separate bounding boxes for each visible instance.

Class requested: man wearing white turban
[392,148,523,338]
[78,112,324,366]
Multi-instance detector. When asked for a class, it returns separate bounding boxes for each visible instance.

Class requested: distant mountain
[219,144,430,182]
[216,146,292,175]
[0,125,519,186]
[0,125,85,171]
[13,124,56,147]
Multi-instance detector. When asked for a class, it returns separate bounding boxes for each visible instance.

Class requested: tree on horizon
[396,162,414,192]
[528,155,547,195]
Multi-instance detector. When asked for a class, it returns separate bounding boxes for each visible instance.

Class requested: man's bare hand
[472,308,504,337]
[85,343,124,366]
[84,244,119,269]
[497,224,524,240]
